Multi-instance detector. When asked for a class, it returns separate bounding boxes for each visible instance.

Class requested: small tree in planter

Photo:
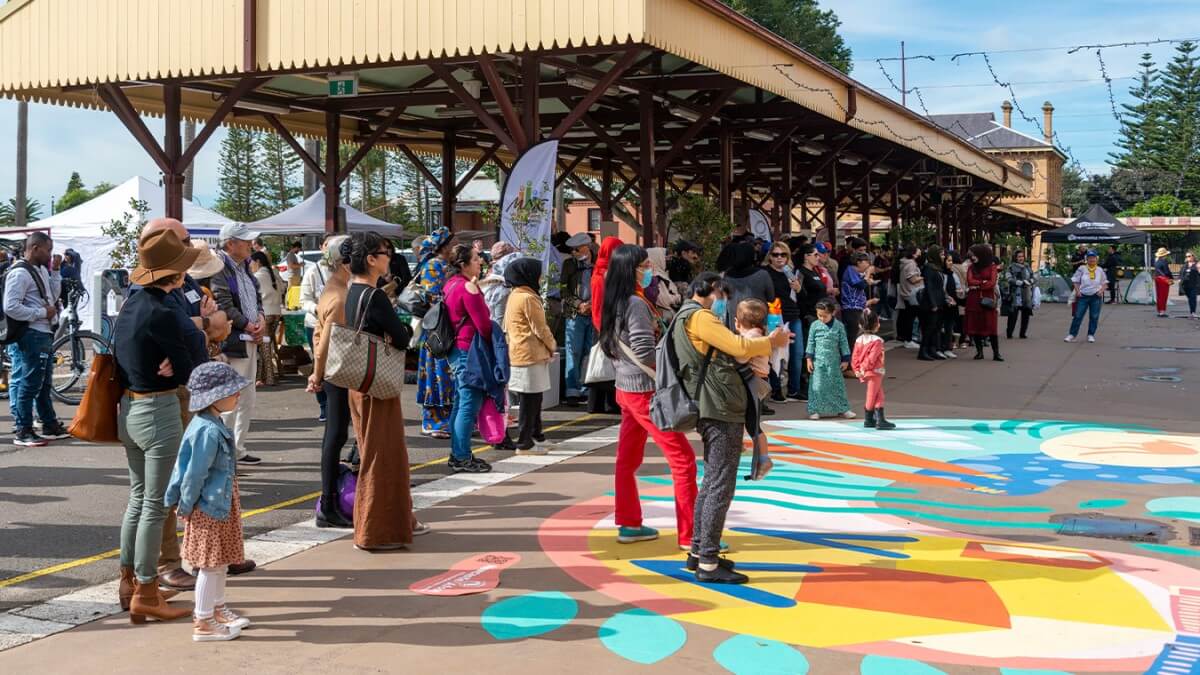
[673,195,734,270]
[101,198,149,269]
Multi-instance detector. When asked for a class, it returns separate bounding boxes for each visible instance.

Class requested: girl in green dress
[805,299,855,420]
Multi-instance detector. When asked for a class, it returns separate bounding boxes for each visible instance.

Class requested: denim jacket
[465,319,510,410]
[164,412,237,520]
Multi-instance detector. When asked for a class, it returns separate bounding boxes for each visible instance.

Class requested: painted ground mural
[526,419,1200,674]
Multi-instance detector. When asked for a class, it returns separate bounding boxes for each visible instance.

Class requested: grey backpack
[650,308,714,432]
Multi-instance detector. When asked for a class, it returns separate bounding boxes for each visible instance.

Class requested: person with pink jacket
[850,308,895,430]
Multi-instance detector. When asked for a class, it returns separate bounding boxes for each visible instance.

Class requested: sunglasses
[770,252,789,258]
[370,249,393,257]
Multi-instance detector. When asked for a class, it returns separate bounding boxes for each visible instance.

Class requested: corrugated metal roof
[0,0,1029,195]
[929,112,1059,153]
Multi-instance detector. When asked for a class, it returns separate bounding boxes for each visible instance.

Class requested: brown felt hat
[131,228,201,285]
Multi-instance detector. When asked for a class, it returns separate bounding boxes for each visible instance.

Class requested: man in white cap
[210,223,265,464]
[1065,249,1107,343]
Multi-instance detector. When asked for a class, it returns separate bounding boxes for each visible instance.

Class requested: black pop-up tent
[1042,204,1152,266]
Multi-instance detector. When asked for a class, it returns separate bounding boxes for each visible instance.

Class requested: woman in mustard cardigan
[503,258,557,454]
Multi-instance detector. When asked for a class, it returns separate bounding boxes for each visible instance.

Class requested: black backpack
[421,299,465,359]
[0,261,50,345]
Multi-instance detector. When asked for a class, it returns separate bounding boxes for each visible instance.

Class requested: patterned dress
[806,318,851,417]
[415,257,455,433]
[182,480,244,569]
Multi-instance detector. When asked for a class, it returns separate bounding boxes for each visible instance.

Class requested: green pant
[118,394,183,583]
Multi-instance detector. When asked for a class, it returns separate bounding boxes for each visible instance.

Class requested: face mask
[710,298,727,318]
[576,252,590,262]
[639,268,654,289]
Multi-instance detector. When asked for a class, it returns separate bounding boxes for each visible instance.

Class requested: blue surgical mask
[710,298,727,318]
[640,267,654,289]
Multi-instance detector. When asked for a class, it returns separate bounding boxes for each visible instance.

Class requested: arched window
[1020,161,1033,178]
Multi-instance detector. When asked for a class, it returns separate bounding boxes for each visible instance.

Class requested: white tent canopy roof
[248,188,405,236]
[34,176,235,236]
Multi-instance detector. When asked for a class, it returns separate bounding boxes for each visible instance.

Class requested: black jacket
[921,264,947,309]
[113,287,196,393]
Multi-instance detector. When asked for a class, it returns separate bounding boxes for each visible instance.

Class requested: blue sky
[2,0,1198,213]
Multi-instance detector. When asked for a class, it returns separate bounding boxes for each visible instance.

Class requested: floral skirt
[182,480,244,569]
[417,343,454,433]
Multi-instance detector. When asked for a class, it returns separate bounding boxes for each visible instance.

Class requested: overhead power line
[861,36,1200,62]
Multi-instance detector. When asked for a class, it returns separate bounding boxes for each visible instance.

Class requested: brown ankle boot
[118,566,135,611]
[129,579,191,624]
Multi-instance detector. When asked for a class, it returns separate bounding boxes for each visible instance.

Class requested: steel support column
[442,130,457,229]
[162,84,184,221]
[719,127,732,217]
[324,111,340,233]
[639,90,656,247]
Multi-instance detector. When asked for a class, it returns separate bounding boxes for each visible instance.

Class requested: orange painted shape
[961,541,1109,570]
[409,552,522,596]
[787,436,998,477]
[794,564,1012,629]
[777,456,987,491]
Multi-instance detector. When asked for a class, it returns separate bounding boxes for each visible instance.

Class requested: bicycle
[49,279,111,405]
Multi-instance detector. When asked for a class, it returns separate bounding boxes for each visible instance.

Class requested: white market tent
[248,188,405,237]
[33,175,235,328]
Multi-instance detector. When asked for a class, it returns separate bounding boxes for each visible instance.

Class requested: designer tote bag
[325,289,406,399]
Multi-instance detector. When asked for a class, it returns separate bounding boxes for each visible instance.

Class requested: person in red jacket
[586,237,623,414]
[851,308,895,430]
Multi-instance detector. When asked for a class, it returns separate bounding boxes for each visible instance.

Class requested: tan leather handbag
[325,288,406,399]
[68,354,124,443]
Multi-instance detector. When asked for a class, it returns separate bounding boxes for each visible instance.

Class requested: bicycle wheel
[51,330,110,405]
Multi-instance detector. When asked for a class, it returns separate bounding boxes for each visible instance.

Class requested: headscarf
[490,241,515,261]
[504,256,542,293]
[591,237,623,330]
[418,227,452,264]
[723,241,760,279]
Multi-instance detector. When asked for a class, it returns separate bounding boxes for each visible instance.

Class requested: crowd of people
[6,216,1200,641]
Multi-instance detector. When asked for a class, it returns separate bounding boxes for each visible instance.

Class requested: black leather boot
[990,336,1004,362]
[863,409,876,428]
[875,408,897,430]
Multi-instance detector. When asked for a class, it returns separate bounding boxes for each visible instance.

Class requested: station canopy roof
[0,0,1032,220]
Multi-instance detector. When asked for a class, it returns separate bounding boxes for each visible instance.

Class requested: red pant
[863,375,884,410]
[1156,275,1172,313]
[614,389,697,546]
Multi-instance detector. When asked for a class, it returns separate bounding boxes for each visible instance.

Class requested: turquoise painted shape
[1000,669,1074,675]
[1146,496,1200,523]
[738,484,1052,513]
[1078,498,1127,509]
[713,634,809,674]
[481,591,578,640]
[860,654,947,675]
[598,608,687,665]
[1135,543,1200,558]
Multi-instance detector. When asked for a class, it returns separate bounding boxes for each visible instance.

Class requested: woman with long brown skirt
[343,231,426,551]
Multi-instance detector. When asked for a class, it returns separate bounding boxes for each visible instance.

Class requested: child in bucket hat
[164,362,253,642]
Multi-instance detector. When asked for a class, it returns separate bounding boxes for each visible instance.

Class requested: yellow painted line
[0,412,605,589]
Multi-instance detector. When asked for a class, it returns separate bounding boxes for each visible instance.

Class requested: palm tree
[0,197,44,225]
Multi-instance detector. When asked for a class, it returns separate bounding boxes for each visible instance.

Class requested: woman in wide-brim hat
[112,228,203,623]
[1153,247,1175,317]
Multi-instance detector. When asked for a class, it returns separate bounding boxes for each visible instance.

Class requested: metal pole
[15,101,27,227]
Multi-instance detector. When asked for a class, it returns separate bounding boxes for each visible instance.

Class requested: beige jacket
[504,286,557,366]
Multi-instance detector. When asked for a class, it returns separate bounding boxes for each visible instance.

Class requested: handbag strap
[618,339,655,379]
[669,308,715,401]
[349,286,374,334]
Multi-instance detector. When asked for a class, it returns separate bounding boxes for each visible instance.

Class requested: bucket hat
[187,362,251,412]
[131,229,201,286]
[1156,247,1171,259]
[186,241,225,280]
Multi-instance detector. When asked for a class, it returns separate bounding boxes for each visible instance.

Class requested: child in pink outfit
[850,308,895,430]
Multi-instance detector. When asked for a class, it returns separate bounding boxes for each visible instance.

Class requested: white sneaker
[1087,335,1096,343]
[516,444,549,456]
[808,413,821,420]
[943,351,957,359]
[840,411,856,419]
[903,341,920,349]
[1064,335,1076,343]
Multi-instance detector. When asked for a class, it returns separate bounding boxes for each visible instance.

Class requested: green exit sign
[329,73,359,98]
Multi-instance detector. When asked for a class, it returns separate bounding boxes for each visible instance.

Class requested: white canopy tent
[247,188,406,237]
[33,175,235,329]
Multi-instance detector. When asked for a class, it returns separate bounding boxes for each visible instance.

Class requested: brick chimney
[1042,101,1054,144]
[1001,100,1013,127]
